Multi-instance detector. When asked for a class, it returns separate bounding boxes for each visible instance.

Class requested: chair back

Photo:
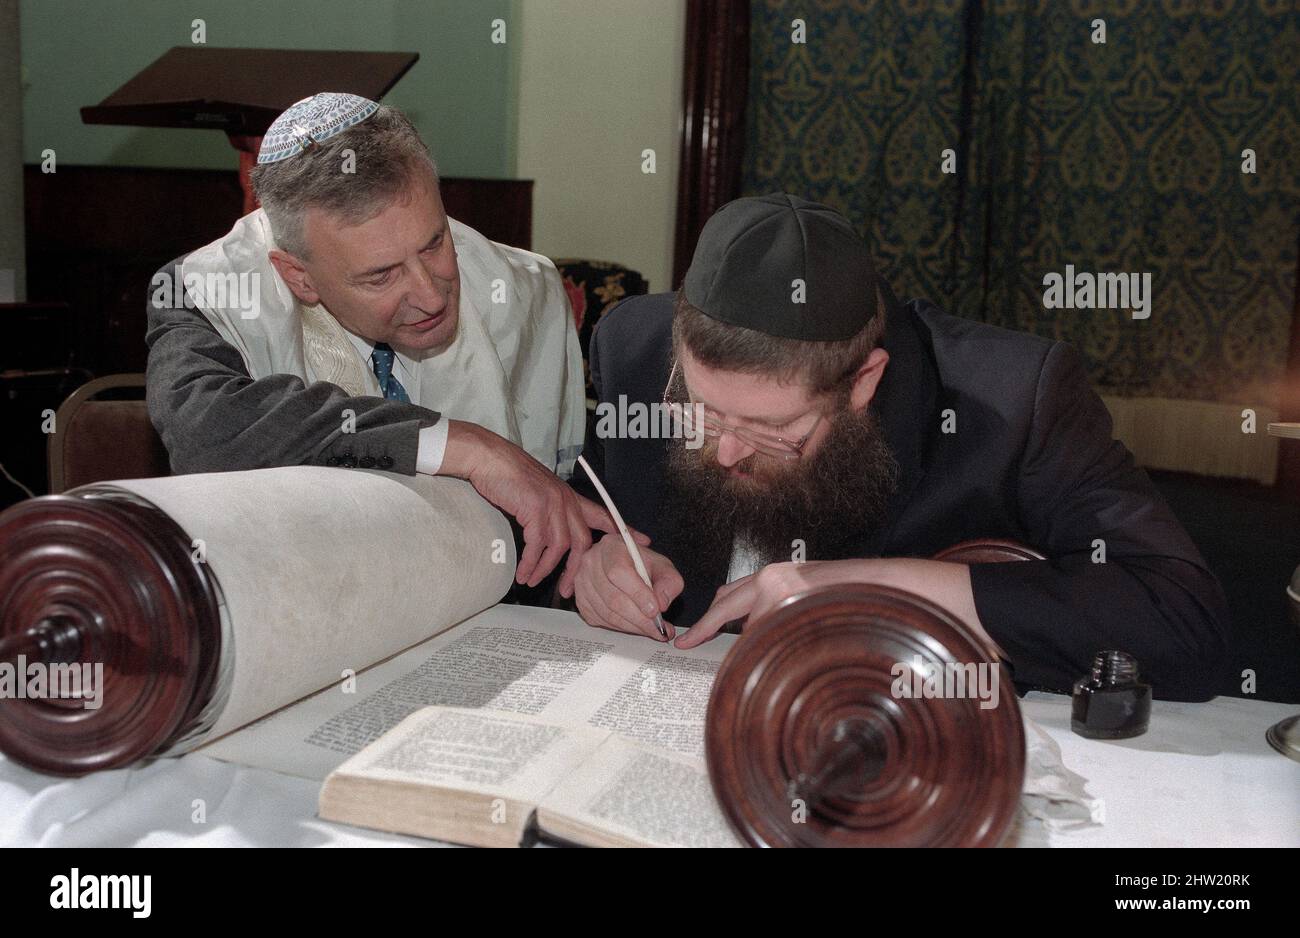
[47,374,170,493]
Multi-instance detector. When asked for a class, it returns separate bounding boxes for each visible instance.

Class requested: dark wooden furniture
[81,47,418,135]
[23,165,533,376]
[81,46,419,214]
[47,374,170,494]
[672,0,750,287]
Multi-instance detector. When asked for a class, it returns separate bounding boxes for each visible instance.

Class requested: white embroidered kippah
[257,92,380,164]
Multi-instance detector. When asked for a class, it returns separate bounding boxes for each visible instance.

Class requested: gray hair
[249,104,439,258]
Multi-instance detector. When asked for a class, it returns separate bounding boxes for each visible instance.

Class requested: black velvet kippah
[682,193,880,341]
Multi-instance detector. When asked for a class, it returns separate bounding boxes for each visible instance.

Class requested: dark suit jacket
[145,256,440,474]
[574,292,1231,701]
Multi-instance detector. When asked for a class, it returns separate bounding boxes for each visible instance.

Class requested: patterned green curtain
[743,0,1300,406]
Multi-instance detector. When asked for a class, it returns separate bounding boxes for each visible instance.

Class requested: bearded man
[571,193,1229,701]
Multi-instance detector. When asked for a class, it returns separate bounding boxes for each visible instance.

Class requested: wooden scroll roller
[0,490,223,776]
[0,468,514,777]
[931,538,1046,565]
[705,538,1045,847]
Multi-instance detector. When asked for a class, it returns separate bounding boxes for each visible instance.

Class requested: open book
[319,707,740,847]
[199,603,743,847]
[196,591,1094,848]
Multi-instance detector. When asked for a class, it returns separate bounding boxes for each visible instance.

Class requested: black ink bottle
[1071,650,1151,739]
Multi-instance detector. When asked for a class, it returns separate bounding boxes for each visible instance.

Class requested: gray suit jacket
[145,256,441,475]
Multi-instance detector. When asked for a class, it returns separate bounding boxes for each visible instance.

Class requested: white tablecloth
[3,692,1295,847]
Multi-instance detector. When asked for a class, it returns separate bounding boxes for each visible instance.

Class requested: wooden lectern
[80,47,419,213]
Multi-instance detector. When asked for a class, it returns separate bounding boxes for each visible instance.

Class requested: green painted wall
[18,0,516,176]
[515,0,684,292]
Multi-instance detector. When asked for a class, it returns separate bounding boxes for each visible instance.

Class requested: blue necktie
[370,343,411,403]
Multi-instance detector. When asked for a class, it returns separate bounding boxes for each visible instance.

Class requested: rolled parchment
[0,467,515,775]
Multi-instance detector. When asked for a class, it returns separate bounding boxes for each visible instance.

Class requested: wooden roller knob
[705,583,1026,847]
[931,538,1046,564]
[0,490,223,776]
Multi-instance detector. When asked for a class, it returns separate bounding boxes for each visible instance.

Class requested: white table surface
[2,691,1295,848]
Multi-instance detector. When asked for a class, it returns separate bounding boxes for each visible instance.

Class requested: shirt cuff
[415,419,449,475]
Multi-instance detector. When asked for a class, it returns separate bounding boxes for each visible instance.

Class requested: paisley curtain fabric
[743,0,1299,410]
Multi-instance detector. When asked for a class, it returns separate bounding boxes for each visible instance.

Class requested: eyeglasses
[663,359,826,460]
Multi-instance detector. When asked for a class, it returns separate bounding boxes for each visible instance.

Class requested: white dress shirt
[727,539,765,583]
[343,331,449,475]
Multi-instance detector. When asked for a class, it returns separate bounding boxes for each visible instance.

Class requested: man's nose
[714,430,754,468]
[407,260,448,312]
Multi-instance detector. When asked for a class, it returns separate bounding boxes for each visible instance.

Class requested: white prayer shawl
[181,208,585,477]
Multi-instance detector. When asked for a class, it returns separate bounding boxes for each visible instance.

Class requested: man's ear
[268,249,321,306]
[849,347,889,411]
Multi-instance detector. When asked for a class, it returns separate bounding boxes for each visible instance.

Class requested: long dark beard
[662,404,901,586]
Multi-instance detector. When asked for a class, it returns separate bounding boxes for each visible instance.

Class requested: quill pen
[575,455,668,638]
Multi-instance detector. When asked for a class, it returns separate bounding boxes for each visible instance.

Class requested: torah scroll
[0,467,515,775]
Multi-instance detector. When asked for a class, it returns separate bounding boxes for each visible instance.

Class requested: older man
[572,193,1230,701]
[147,93,624,595]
